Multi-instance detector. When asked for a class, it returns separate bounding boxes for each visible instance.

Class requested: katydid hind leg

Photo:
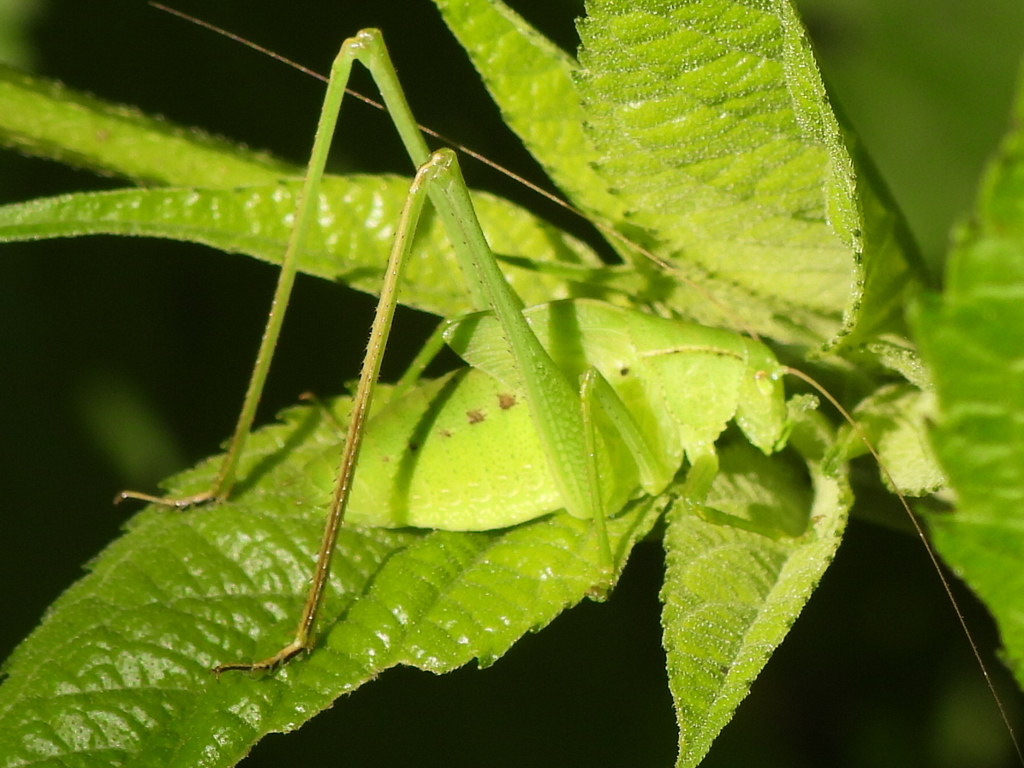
[207,32,450,671]
[214,149,436,674]
[208,29,612,671]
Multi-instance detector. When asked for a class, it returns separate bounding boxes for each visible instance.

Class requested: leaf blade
[0,393,663,767]
[0,64,293,187]
[575,0,913,347]
[912,61,1024,689]
[0,177,604,318]
[662,414,850,767]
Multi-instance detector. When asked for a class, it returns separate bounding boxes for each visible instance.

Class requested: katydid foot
[114,487,220,509]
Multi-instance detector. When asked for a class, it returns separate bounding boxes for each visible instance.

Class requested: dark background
[2,1,1023,765]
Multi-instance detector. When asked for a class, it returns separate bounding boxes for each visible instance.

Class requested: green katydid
[117,27,793,673]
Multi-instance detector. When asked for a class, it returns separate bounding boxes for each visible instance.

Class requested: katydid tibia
[116,27,794,674]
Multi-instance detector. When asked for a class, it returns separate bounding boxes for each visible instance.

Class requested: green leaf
[575,0,917,348]
[432,0,628,222]
[0,375,844,767]
[0,64,293,186]
[0,392,665,766]
[434,0,916,350]
[0,177,603,318]
[912,61,1024,688]
[663,412,850,767]
[1,2,917,350]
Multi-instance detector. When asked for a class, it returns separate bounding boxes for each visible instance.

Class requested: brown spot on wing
[467,409,485,424]
[498,393,517,410]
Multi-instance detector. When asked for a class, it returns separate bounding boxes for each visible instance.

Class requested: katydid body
[309,299,788,532]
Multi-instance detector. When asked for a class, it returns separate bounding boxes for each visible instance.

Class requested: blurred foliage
[0,0,43,67]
